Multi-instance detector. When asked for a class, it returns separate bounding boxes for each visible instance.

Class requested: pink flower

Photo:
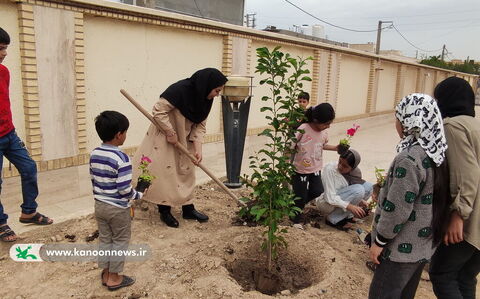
[141,155,152,164]
[339,124,360,146]
[347,128,356,136]
[346,124,360,136]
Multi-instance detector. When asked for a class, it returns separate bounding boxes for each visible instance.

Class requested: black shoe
[290,213,303,224]
[160,212,179,228]
[182,209,209,222]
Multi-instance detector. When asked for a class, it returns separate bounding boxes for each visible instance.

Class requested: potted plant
[338,124,360,154]
[369,166,386,210]
[136,155,155,192]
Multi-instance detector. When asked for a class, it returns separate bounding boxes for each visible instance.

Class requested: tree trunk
[267,231,272,272]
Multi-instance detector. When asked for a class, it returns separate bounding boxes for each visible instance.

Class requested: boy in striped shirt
[90,111,143,291]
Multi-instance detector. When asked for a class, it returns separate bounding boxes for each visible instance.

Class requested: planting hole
[226,256,316,295]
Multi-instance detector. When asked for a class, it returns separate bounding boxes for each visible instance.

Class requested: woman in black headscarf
[133,68,228,228]
[429,77,480,299]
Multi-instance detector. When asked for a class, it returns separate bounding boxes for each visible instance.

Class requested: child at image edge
[291,103,337,223]
[90,111,143,291]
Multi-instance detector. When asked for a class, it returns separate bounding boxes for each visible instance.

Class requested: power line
[192,0,203,17]
[395,18,480,27]
[416,20,479,46]
[395,22,480,33]
[282,0,391,33]
[278,0,453,55]
[258,7,480,24]
[391,25,443,53]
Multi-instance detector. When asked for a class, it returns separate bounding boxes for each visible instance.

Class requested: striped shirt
[89,144,142,208]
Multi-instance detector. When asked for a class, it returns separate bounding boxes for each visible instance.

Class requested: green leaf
[260,106,273,112]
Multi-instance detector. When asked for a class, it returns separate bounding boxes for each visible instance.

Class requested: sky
[244,0,480,61]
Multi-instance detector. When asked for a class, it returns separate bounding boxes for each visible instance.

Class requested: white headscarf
[395,93,447,166]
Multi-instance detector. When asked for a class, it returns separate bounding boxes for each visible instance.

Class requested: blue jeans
[327,182,373,224]
[0,130,39,225]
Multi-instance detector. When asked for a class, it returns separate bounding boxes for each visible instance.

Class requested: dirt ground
[0,180,441,299]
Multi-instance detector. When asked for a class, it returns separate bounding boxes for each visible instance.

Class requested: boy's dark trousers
[292,171,323,210]
[369,258,426,299]
[429,241,480,299]
[95,200,131,273]
[0,130,39,225]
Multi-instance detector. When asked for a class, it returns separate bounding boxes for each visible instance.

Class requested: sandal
[19,212,53,225]
[107,275,135,291]
[325,219,352,231]
[101,270,107,286]
[0,224,17,242]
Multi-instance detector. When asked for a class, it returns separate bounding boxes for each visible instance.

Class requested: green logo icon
[10,244,43,262]
[15,245,38,260]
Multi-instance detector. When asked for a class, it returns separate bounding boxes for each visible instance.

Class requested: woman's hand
[347,203,366,218]
[444,211,464,245]
[369,244,383,265]
[166,131,178,145]
[193,141,202,165]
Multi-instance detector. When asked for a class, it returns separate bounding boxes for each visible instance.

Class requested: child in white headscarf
[368,93,451,299]
[315,148,373,231]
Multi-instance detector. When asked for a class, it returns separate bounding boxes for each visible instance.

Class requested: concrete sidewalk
[2,112,399,235]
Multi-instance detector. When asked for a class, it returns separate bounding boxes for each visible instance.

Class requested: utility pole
[376,21,393,55]
[441,45,446,61]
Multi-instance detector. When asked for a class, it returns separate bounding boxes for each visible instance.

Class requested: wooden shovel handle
[120,89,244,206]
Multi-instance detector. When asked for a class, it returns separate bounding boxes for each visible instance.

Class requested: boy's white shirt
[317,161,349,210]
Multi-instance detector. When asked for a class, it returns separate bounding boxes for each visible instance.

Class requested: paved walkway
[3,112,399,234]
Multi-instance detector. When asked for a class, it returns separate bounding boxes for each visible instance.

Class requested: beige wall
[424,70,435,96]
[0,2,26,142]
[376,62,397,112]
[403,67,418,98]
[316,50,330,103]
[231,37,249,75]
[0,0,477,176]
[249,41,314,129]
[336,54,370,118]
[83,16,223,149]
[34,6,78,161]
[436,71,448,85]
